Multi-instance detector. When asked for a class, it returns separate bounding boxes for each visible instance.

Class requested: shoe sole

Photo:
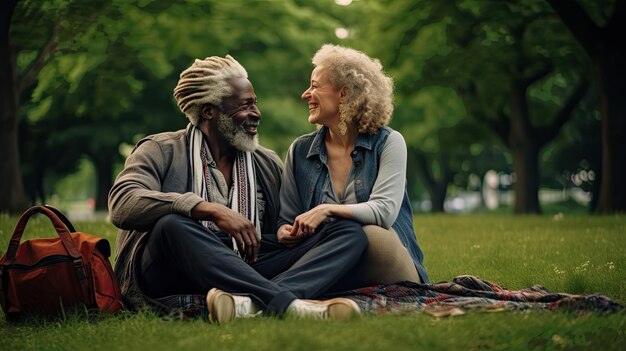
[326,298,361,320]
[302,298,361,320]
[206,288,235,324]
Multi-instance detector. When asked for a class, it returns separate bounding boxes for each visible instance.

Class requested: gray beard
[217,113,259,152]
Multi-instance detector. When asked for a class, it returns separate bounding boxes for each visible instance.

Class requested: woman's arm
[289,131,407,236]
[346,130,407,228]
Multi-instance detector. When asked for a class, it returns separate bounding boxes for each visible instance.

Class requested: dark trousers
[139,214,367,314]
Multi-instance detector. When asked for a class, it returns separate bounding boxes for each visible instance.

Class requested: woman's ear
[340,86,349,99]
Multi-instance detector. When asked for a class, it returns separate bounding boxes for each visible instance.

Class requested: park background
[2,0,624,218]
[1,1,625,350]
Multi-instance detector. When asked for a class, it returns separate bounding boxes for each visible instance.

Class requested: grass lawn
[1,212,624,350]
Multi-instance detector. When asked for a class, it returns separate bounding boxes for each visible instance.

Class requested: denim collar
[306,126,375,160]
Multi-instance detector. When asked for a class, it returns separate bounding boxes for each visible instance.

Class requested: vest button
[355,179,362,185]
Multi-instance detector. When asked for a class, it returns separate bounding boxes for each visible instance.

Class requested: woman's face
[301,66,342,126]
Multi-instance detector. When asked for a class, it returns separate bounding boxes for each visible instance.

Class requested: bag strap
[2,206,95,308]
[42,205,96,308]
[4,205,82,265]
[43,204,76,232]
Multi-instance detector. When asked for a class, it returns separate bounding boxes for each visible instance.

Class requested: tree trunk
[546,0,626,212]
[413,151,452,213]
[429,181,448,213]
[0,116,28,212]
[508,85,542,214]
[595,52,626,213]
[510,143,541,214]
[0,0,29,213]
[93,154,113,212]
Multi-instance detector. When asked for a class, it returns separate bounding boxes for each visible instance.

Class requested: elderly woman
[278,44,429,289]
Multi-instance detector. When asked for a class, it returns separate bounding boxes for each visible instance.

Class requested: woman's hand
[289,204,333,238]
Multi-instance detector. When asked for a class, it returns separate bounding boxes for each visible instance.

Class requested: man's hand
[191,201,259,262]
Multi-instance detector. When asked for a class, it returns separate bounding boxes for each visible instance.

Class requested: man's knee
[151,214,190,242]
[154,213,191,230]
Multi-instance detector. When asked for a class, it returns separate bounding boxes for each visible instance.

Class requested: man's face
[218,78,261,152]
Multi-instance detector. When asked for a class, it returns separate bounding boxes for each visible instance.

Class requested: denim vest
[290,126,429,283]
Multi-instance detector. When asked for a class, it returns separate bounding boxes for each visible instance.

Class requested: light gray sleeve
[347,131,407,228]
[277,143,303,228]
[108,139,204,231]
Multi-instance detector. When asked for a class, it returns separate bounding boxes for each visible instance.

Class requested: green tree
[344,1,502,212]
[541,87,602,211]
[546,0,626,213]
[360,0,590,214]
[10,0,341,211]
[16,2,172,210]
[1,0,110,213]
[393,87,493,212]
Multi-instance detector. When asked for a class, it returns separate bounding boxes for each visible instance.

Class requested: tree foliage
[346,0,593,213]
[4,0,341,211]
[2,0,111,212]
[2,0,616,215]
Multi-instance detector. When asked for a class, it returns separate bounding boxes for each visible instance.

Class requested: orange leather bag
[0,205,124,321]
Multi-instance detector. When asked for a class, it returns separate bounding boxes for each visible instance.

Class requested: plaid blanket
[326,275,623,317]
[156,275,623,320]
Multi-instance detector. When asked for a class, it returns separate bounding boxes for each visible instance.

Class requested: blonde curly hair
[173,55,248,126]
[312,44,394,134]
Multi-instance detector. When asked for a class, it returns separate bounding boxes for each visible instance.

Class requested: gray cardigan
[108,129,283,311]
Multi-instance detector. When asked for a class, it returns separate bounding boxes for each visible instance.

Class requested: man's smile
[242,122,259,135]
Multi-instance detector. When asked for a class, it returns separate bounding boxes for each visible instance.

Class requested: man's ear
[200,104,217,120]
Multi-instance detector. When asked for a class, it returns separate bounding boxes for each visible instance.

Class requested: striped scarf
[187,124,260,257]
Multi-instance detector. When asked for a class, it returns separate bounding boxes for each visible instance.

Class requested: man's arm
[108,139,204,231]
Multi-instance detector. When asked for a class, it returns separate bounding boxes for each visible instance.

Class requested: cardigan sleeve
[346,131,407,228]
[108,139,204,231]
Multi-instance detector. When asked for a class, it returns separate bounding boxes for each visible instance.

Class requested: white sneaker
[206,288,260,324]
[287,298,361,320]
[234,295,261,318]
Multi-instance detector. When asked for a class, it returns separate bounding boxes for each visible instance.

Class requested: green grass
[1,213,625,350]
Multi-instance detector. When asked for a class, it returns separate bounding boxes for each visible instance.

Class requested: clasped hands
[192,202,337,261]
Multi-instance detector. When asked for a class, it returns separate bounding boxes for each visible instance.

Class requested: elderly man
[109,55,366,323]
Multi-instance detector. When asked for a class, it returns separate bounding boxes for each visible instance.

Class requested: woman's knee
[361,225,420,283]
[328,218,367,244]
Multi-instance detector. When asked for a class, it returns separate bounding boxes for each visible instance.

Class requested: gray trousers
[139,214,367,315]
